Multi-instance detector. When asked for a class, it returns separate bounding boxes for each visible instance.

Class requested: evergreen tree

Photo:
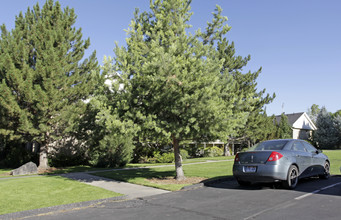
[114,0,240,180]
[276,113,292,139]
[307,104,320,123]
[245,112,277,145]
[198,6,275,146]
[0,0,99,168]
[313,107,339,149]
[331,110,341,148]
[333,109,341,118]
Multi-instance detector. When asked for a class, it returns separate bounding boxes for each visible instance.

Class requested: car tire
[283,165,299,189]
[319,161,330,179]
[237,180,251,186]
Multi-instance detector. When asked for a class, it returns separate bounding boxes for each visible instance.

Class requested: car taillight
[234,153,240,162]
[267,151,283,162]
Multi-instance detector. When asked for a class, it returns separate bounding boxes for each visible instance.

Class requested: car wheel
[283,165,299,189]
[319,161,330,179]
[237,180,251,186]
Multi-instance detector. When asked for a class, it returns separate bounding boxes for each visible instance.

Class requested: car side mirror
[316,149,322,154]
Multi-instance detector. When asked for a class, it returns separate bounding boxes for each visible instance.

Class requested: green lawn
[93,160,234,191]
[0,156,234,177]
[94,151,341,191]
[0,168,12,177]
[323,150,341,175]
[0,176,122,215]
[0,151,339,215]
[125,156,234,168]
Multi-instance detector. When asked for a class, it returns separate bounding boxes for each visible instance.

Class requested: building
[275,112,317,140]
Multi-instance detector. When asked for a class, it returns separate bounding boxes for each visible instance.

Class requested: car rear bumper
[233,163,288,183]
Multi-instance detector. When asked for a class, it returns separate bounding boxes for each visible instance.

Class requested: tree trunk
[172,135,185,181]
[38,144,49,170]
[224,142,231,156]
[231,141,235,156]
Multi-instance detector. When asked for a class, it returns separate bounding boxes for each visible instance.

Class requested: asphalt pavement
[3,176,341,220]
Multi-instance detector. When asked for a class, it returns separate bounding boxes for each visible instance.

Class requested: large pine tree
[114,0,240,180]
[276,113,292,139]
[0,0,99,169]
[313,107,339,149]
[198,6,275,146]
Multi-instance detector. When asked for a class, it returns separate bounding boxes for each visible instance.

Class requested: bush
[183,144,203,157]
[203,146,223,157]
[180,148,189,160]
[89,133,135,168]
[48,151,88,167]
[132,143,164,163]
[152,151,175,163]
[48,137,89,167]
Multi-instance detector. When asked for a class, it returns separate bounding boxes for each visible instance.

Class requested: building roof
[275,112,305,126]
[275,112,317,130]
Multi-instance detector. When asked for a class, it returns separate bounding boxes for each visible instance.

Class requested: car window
[291,141,306,152]
[302,141,317,153]
[252,140,288,151]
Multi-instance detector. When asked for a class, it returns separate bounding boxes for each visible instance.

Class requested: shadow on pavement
[204,175,341,197]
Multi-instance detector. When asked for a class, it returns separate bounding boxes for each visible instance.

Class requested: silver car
[233,139,330,189]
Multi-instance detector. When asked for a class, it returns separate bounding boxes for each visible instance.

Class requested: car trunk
[237,151,273,164]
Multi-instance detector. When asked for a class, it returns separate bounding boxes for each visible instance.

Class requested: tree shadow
[60,167,176,184]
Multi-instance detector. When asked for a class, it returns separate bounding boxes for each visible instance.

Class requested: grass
[0,156,234,177]
[0,168,12,177]
[323,150,341,175]
[0,175,122,215]
[125,156,234,168]
[0,151,338,214]
[93,151,341,191]
[93,160,234,191]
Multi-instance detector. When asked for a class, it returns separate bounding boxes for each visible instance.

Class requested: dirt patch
[0,172,11,176]
[37,167,62,174]
[147,176,207,185]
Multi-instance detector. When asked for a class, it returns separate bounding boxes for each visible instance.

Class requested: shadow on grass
[59,168,177,184]
[92,168,176,182]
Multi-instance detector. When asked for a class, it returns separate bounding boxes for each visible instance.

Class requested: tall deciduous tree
[0,0,99,169]
[114,0,241,180]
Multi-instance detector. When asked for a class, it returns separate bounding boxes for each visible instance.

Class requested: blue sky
[1,0,340,115]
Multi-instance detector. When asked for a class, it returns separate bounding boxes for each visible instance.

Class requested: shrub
[180,148,189,160]
[89,133,135,168]
[203,146,223,157]
[48,151,88,167]
[152,151,175,163]
[48,137,89,167]
[132,143,164,163]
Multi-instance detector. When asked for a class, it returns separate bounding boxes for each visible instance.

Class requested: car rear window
[251,140,289,151]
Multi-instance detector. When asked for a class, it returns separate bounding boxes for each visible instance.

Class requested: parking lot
[9,175,340,220]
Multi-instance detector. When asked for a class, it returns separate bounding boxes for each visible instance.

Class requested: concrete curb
[0,195,128,220]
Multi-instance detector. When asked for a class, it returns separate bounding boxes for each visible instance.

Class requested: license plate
[244,166,257,173]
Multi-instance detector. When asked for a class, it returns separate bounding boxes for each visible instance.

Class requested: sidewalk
[57,160,233,198]
[60,172,170,199]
